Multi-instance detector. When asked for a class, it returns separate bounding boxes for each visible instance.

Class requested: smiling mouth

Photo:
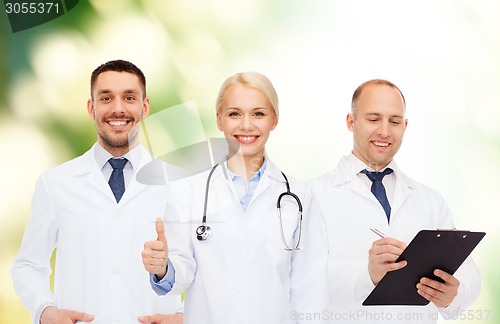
[235,135,259,144]
[372,141,390,147]
[107,120,130,127]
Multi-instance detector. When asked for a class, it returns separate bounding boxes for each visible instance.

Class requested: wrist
[156,266,167,280]
[40,306,56,323]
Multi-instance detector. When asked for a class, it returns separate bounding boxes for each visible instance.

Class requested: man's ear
[142,97,150,118]
[346,113,355,131]
[87,99,95,119]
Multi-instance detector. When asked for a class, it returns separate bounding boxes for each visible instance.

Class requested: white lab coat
[164,159,329,324]
[310,155,481,323]
[11,144,182,324]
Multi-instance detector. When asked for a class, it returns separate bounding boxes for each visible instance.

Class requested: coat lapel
[327,155,416,223]
[72,148,116,202]
[333,155,377,203]
[117,148,151,206]
[390,169,414,217]
[349,176,378,203]
[74,145,153,206]
[249,159,285,205]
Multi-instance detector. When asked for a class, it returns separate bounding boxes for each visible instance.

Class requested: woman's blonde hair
[215,72,279,118]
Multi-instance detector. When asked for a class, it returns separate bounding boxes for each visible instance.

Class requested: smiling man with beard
[11,60,183,324]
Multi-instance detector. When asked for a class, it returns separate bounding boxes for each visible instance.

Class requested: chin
[104,138,130,149]
[242,149,265,158]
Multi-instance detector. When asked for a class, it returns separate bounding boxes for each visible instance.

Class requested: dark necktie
[361,168,393,221]
[108,158,128,203]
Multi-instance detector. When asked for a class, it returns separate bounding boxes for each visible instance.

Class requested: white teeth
[239,136,255,141]
[109,121,127,126]
[373,141,389,147]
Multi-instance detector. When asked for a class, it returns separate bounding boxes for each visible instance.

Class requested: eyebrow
[225,106,270,110]
[97,89,111,96]
[365,112,404,119]
[96,89,139,96]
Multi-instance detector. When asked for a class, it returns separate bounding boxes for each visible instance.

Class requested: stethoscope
[196,163,303,251]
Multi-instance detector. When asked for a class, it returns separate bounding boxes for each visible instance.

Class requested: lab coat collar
[247,158,287,205]
[118,147,152,206]
[217,157,286,211]
[72,146,95,176]
[93,142,143,173]
[71,143,152,205]
[224,156,268,182]
[329,154,419,219]
[246,156,286,184]
[218,156,283,183]
[72,143,147,175]
[329,154,418,189]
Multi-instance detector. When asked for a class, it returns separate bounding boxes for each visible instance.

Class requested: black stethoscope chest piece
[196,223,211,241]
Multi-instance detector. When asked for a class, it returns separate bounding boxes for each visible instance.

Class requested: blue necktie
[361,168,393,221]
[108,158,128,203]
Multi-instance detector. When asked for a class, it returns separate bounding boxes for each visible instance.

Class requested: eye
[100,96,111,102]
[125,96,136,101]
[391,121,400,125]
[253,111,265,117]
[228,111,240,117]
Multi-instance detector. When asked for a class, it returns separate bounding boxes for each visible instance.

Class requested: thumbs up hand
[142,218,169,280]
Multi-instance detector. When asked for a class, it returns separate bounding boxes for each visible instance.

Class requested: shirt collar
[348,152,397,175]
[94,142,142,171]
[225,156,268,181]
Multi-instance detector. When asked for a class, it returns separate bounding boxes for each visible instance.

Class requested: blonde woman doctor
[141,72,329,324]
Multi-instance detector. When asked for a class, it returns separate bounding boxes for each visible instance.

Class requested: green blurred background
[1,0,499,323]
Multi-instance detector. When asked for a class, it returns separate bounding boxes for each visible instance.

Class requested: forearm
[11,175,58,323]
[11,253,57,323]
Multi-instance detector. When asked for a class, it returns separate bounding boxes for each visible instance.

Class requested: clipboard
[362,229,485,306]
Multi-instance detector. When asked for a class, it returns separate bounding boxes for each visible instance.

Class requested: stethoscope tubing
[197,163,303,250]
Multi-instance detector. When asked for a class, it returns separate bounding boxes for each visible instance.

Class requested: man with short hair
[11,60,183,324]
[311,79,480,323]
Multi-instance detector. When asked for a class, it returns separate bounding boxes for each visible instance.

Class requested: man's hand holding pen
[368,229,408,285]
[368,233,408,285]
[368,228,460,307]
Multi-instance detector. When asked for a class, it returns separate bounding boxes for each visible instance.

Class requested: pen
[370,228,386,238]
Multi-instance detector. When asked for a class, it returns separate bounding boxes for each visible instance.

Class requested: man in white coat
[11,60,183,324]
[311,79,481,323]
